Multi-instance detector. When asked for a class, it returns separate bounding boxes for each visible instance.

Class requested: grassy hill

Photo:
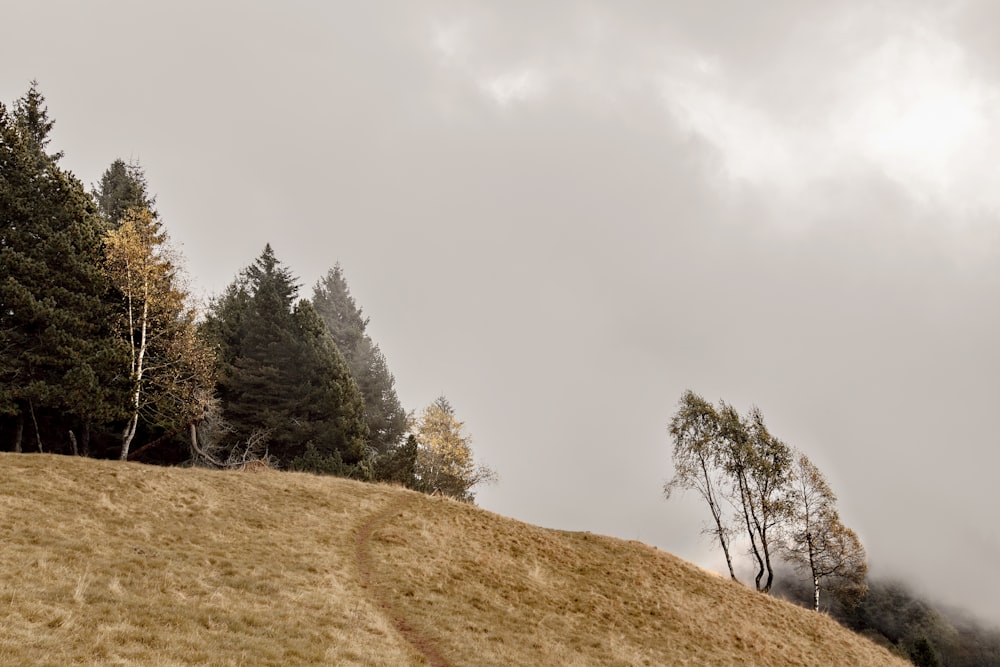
[0,454,909,666]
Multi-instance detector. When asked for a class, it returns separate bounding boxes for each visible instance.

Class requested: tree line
[0,83,494,502]
[665,390,867,612]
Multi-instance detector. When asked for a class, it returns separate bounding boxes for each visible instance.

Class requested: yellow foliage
[102,208,214,458]
[412,397,478,499]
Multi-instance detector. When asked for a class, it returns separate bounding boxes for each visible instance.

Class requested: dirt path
[355,494,452,667]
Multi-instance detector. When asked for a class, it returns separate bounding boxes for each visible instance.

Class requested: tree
[93,158,155,227]
[666,391,798,594]
[376,434,419,487]
[312,265,407,460]
[412,396,495,502]
[204,246,368,469]
[717,403,792,593]
[287,299,368,467]
[0,83,126,455]
[910,637,941,667]
[664,390,738,581]
[102,205,213,460]
[783,452,868,611]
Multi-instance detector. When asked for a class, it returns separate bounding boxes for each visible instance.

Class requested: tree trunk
[68,430,78,456]
[120,413,139,461]
[28,398,43,453]
[701,458,738,582]
[120,285,149,461]
[127,423,186,461]
[189,421,225,468]
[761,529,775,594]
[808,535,820,612]
[13,411,23,453]
[737,474,766,591]
[81,420,90,457]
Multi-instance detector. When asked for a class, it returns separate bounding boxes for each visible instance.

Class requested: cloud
[831,24,1000,212]
[480,68,547,107]
[6,0,1000,627]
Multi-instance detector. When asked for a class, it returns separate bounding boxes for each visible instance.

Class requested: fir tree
[0,84,126,455]
[93,158,155,227]
[312,265,407,461]
[205,246,367,468]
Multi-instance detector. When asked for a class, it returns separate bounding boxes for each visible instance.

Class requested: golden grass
[0,454,909,666]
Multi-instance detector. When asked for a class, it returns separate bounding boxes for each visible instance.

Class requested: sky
[4,0,999,625]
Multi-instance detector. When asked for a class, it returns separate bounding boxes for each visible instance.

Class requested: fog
[4,0,998,625]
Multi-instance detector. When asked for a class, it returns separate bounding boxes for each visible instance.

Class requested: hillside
[0,454,909,666]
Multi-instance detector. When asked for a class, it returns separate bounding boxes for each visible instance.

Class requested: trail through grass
[0,453,910,666]
[355,493,450,667]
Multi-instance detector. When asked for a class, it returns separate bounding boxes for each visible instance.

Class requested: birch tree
[103,206,211,460]
[784,452,868,611]
[664,390,738,581]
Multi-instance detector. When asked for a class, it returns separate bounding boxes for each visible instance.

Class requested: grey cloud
[4,0,999,625]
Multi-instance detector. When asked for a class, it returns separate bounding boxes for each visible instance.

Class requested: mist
[4,0,999,627]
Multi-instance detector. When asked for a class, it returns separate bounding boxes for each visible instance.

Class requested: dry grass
[0,454,416,666]
[0,454,909,666]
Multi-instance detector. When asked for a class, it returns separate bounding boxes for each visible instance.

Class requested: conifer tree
[205,246,367,468]
[312,265,407,459]
[93,158,155,227]
[0,84,125,454]
[376,434,419,487]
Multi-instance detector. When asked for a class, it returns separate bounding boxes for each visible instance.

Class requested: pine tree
[205,246,367,468]
[288,300,367,466]
[0,84,126,455]
[376,434,419,487]
[312,265,407,459]
[93,159,155,227]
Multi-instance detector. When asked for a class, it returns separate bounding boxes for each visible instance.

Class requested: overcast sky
[5,1,999,625]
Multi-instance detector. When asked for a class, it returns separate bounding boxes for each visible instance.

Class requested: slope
[0,454,909,666]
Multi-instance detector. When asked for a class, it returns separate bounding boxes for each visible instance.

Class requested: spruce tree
[93,158,155,227]
[205,246,367,469]
[288,300,367,465]
[0,84,125,455]
[312,265,406,459]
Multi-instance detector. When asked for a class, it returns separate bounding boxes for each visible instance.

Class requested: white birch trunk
[120,268,149,461]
